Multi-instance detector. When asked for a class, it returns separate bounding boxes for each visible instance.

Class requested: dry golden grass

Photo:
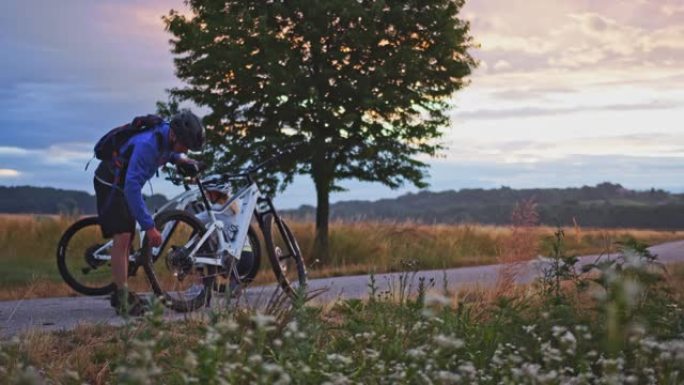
[6,319,206,384]
[1,214,683,301]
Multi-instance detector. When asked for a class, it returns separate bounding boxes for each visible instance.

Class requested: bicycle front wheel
[56,216,116,296]
[262,214,307,298]
[141,209,215,312]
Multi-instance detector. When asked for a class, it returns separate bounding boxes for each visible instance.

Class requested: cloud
[492,60,512,71]
[0,169,20,178]
[463,0,684,93]
[488,86,577,101]
[438,133,684,165]
[454,100,681,120]
[0,143,92,166]
[0,1,184,149]
[661,4,684,17]
[0,147,30,156]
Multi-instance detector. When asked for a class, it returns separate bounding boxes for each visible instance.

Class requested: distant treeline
[4,183,684,229]
[0,186,167,215]
[285,182,684,230]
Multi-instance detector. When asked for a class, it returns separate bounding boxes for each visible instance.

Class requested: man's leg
[110,232,147,315]
[111,232,132,290]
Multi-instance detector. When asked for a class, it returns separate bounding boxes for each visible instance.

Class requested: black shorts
[94,164,135,238]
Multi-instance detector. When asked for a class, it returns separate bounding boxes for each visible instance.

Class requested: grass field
[1,214,683,300]
[1,245,683,384]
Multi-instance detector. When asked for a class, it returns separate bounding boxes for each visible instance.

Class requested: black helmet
[170,111,205,151]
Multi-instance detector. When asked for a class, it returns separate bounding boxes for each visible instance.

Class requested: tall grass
[1,214,683,299]
[0,215,72,287]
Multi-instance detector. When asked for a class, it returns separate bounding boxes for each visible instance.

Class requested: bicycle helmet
[170,111,205,151]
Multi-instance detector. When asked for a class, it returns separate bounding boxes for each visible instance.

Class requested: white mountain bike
[56,153,307,312]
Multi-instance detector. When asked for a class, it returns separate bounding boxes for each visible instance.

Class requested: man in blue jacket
[94,111,205,315]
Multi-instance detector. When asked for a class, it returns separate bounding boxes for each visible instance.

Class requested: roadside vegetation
[1,237,684,384]
[1,213,684,300]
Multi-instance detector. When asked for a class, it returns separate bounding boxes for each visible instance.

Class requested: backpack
[94,114,163,161]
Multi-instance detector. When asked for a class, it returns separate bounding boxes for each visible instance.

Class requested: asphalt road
[1,240,682,338]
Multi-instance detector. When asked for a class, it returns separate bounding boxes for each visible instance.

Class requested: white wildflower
[435,370,461,384]
[184,352,198,369]
[407,348,426,359]
[364,348,380,360]
[327,353,353,366]
[248,354,263,365]
[425,293,451,307]
[458,361,477,379]
[537,369,558,384]
[560,331,577,355]
[286,321,299,333]
[251,312,276,329]
[521,363,541,378]
[433,334,465,349]
[552,325,567,338]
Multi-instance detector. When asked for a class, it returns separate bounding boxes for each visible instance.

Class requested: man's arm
[123,143,156,231]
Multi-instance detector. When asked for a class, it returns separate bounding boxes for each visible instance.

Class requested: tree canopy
[164,0,477,258]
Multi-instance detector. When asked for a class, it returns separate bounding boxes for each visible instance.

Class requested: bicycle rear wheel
[56,216,116,296]
[141,209,215,312]
[262,214,307,298]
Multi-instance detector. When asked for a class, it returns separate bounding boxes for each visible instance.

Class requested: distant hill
[4,183,684,229]
[285,182,684,229]
[0,186,168,215]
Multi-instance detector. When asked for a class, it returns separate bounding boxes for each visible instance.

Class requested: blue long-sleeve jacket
[119,122,182,230]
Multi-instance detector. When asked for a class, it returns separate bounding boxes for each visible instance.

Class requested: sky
[1,0,683,208]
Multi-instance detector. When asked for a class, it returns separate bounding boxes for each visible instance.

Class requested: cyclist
[93,111,205,315]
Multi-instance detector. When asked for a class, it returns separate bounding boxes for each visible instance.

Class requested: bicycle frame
[185,181,261,266]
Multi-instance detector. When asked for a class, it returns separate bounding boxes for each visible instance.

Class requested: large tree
[164,0,476,260]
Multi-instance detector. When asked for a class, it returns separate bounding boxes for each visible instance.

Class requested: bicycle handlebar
[166,143,304,187]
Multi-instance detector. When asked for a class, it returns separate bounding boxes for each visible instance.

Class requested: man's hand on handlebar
[176,158,207,177]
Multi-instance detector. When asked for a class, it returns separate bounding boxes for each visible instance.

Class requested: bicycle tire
[262,214,307,298]
[56,216,116,296]
[141,209,215,312]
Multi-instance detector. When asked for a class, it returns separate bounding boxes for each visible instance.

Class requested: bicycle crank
[166,246,194,280]
[81,244,106,274]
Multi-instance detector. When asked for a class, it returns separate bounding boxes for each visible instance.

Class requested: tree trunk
[313,177,330,262]
[312,153,333,263]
